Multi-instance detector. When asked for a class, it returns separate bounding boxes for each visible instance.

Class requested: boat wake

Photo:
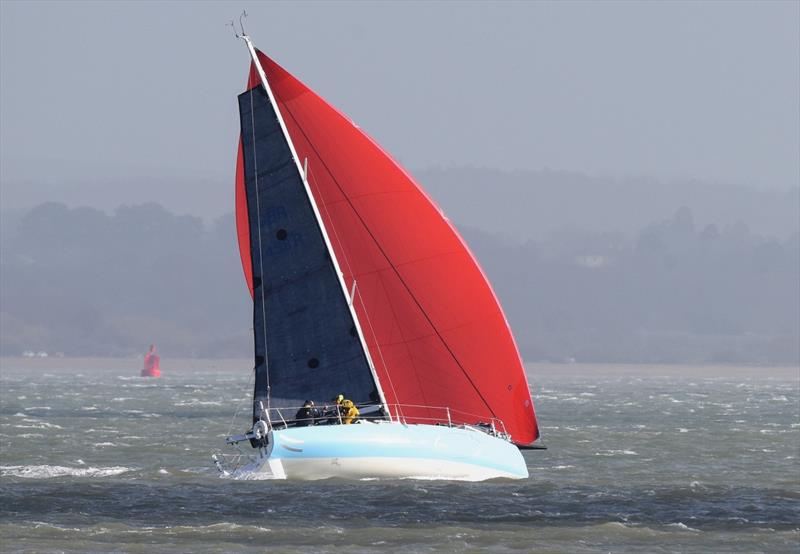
[221,471,284,481]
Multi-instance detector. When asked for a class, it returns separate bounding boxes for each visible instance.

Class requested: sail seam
[280,103,496,419]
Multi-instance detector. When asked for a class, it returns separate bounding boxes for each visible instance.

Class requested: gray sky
[1,0,798,217]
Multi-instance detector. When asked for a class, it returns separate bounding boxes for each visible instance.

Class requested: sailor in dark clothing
[294,400,319,427]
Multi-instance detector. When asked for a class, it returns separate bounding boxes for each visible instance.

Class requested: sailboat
[219,25,541,481]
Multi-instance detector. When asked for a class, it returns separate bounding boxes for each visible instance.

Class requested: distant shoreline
[0,357,796,378]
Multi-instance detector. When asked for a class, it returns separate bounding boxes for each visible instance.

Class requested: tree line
[1,200,797,364]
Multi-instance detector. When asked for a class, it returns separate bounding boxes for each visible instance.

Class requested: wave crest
[0,464,132,479]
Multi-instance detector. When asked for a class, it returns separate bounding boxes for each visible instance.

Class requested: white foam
[14,422,63,430]
[19,420,62,429]
[122,411,161,418]
[0,464,132,478]
[225,470,283,481]
[596,449,638,456]
[667,522,700,532]
[29,521,81,533]
[24,406,51,411]
[180,522,273,534]
[174,400,223,407]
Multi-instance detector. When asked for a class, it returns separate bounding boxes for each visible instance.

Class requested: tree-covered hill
[1,199,796,363]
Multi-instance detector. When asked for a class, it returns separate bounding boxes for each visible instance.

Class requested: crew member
[294,400,319,427]
[339,395,358,425]
[334,394,359,425]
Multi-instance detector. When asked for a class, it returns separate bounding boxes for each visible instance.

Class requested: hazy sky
[1,1,798,216]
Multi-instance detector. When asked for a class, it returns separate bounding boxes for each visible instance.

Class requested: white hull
[227,421,528,481]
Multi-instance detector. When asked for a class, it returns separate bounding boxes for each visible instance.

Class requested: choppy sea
[1,360,797,553]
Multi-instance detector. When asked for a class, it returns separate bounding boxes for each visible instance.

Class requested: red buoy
[140,344,161,378]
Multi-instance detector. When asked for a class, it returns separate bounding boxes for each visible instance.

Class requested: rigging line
[279,103,497,419]
[249,88,271,410]
[307,165,402,411]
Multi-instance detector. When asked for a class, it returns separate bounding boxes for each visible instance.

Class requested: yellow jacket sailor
[333,394,359,424]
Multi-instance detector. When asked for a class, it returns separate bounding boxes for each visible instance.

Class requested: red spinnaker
[235,52,538,444]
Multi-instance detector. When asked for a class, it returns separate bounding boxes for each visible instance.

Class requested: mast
[236,31,392,420]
